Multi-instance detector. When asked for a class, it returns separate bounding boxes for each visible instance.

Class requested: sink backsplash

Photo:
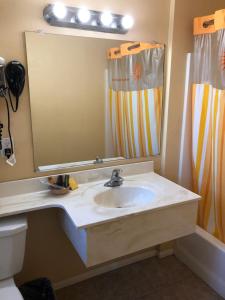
[0,161,154,198]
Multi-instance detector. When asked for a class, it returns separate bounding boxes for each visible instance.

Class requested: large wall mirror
[25,32,164,171]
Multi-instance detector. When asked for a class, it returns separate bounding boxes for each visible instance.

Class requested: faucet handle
[112,169,123,177]
[94,156,103,164]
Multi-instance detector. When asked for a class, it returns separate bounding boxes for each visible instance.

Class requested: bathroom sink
[94,186,155,208]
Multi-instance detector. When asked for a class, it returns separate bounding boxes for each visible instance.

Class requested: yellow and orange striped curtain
[109,88,162,158]
[108,42,164,158]
[192,9,225,243]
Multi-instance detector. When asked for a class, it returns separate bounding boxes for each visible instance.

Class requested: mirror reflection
[25,32,164,171]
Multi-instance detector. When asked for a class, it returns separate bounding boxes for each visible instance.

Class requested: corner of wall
[161,0,176,177]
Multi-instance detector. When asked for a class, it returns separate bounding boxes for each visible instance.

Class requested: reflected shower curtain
[192,9,225,242]
[107,42,164,158]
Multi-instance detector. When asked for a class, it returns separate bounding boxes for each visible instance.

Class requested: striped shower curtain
[109,88,162,158]
[192,10,225,242]
[108,42,164,159]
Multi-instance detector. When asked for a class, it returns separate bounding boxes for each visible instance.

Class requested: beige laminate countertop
[0,172,200,229]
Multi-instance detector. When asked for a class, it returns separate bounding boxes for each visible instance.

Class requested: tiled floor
[56,255,224,300]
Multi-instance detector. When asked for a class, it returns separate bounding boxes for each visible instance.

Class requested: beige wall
[2,0,225,288]
[0,0,170,286]
[16,209,88,286]
[0,0,170,182]
[162,0,225,182]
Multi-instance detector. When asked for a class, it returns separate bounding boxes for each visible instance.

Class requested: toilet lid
[0,215,27,238]
[0,278,23,300]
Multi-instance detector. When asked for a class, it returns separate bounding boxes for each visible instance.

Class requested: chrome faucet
[104,169,124,187]
[93,156,103,164]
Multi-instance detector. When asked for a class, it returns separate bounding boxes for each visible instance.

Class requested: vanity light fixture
[43,4,134,34]
[70,16,76,23]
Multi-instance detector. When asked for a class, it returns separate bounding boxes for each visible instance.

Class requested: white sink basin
[94,186,155,208]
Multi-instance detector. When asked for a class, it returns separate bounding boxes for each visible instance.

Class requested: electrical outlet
[0,137,13,157]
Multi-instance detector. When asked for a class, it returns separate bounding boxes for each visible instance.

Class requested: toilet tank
[0,215,27,280]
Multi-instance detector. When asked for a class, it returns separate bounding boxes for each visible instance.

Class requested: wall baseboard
[53,248,157,290]
[158,248,174,259]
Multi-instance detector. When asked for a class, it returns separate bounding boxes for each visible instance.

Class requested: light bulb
[100,11,113,27]
[77,7,91,23]
[121,15,134,29]
[52,2,67,19]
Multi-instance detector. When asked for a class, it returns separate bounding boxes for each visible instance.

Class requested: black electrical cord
[3,95,14,154]
[8,89,18,112]
[0,88,14,155]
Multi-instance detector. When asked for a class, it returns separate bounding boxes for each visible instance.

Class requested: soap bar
[69,178,78,190]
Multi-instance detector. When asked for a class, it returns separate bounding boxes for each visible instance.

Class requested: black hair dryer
[5,60,25,112]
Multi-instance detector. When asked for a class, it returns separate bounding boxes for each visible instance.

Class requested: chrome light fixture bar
[43,4,134,34]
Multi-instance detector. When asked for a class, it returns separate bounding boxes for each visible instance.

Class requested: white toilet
[0,215,28,300]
